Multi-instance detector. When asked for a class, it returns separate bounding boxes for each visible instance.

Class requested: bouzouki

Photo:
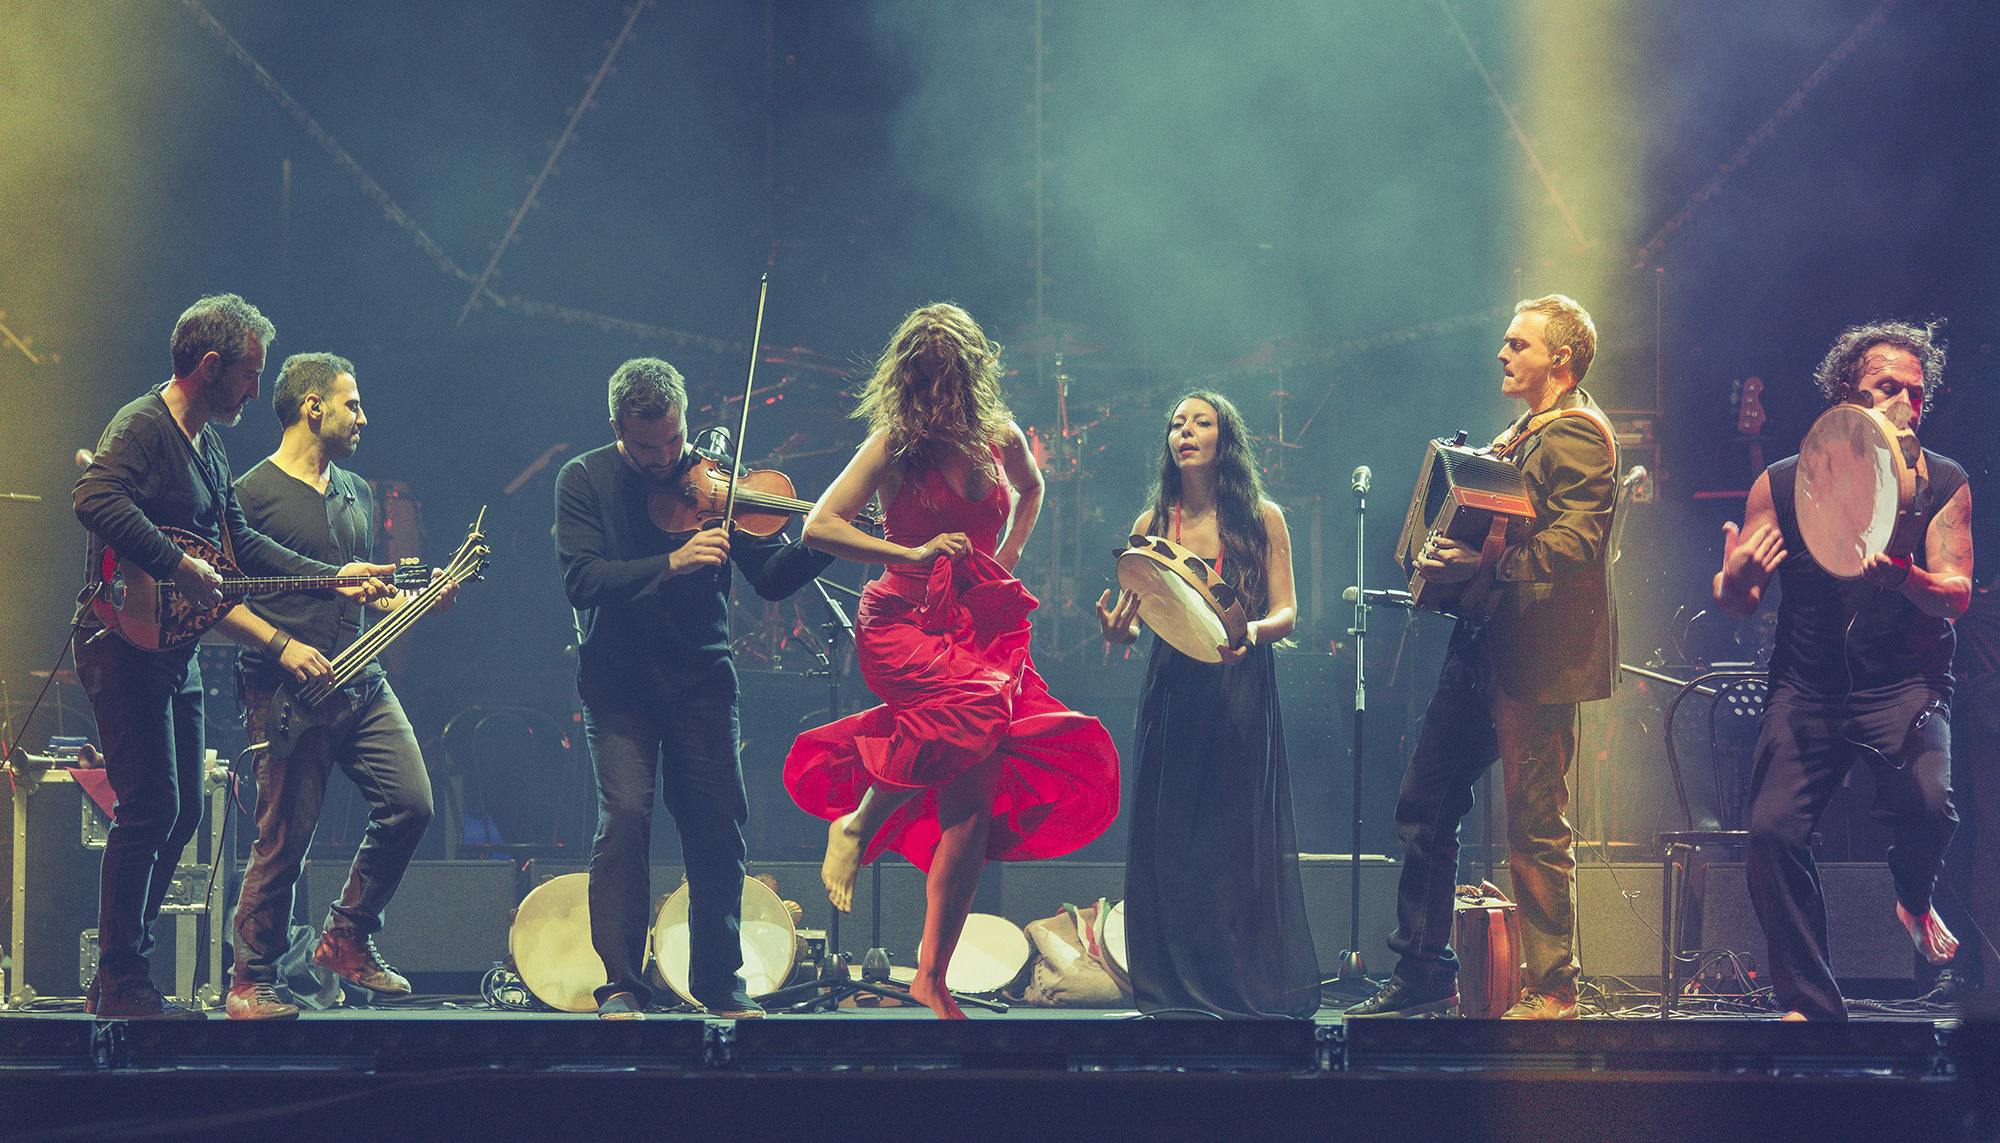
[92,527,428,651]
[260,509,490,759]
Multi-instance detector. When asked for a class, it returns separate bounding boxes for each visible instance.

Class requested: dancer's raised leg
[822,782,919,912]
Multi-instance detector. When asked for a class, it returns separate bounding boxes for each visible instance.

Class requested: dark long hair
[1810,318,1947,416]
[1143,390,1274,614]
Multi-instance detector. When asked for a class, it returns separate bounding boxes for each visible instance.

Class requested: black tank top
[1767,448,1966,693]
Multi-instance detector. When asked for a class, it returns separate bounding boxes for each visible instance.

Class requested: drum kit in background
[506,872,1131,1013]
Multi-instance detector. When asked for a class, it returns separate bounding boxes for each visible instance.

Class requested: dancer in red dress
[784,302,1120,1019]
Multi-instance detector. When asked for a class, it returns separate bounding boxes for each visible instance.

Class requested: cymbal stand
[762,577,1006,1014]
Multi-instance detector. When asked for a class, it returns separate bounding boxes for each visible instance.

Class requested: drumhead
[1102,900,1127,975]
[649,876,798,1005]
[917,913,1031,994]
[1797,403,1906,579]
[1118,551,1231,663]
[509,873,605,1013]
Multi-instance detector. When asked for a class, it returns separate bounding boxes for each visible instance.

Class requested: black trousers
[232,678,433,986]
[74,632,206,982]
[581,674,747,1007]
[1747,680,1957,1020]
[1388,622,1582,995]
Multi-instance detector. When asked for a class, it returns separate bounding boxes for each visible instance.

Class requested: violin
[647,446,880,537]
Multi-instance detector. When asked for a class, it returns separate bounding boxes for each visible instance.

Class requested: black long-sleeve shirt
[234,459,382,690]
[73,388,339,632]
[554,442,835,709]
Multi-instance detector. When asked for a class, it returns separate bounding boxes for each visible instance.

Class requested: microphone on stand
[1343,585,1413,606]
[693,425,735,465]
[1349,464,1372,496]
[1620,464,1649,490]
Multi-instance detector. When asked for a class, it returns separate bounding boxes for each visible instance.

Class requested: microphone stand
[1327,469,1385,995]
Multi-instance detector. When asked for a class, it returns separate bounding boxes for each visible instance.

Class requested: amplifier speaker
[1520,862,1664,981]
[1696,861,1915,982]
[1297,857,1400,980]
[303,859,521,980]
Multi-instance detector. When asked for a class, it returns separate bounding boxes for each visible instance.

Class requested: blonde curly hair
[852,302,1012,481]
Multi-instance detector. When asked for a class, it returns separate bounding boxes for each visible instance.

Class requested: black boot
[1345,976,1457,1018]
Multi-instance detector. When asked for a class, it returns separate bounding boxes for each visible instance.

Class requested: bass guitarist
[215,351,457,1020]
[73,296,395,1020]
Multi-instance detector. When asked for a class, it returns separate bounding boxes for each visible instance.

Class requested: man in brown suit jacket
[1349,294,1617,1020]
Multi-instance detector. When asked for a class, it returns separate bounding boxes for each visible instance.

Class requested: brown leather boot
[311,931,412,996]
[225,982,302,1021]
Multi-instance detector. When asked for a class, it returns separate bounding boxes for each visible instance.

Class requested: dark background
[3,0,1996,867]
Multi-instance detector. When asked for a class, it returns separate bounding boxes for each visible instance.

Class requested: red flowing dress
[783,459,1120,872]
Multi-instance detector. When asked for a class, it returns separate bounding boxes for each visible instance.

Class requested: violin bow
[717,273,769,589]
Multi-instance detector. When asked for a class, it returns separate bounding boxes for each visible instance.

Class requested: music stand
[761,577,1006,1014]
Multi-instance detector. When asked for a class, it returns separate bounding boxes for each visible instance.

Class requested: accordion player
[1394,431,1535,614]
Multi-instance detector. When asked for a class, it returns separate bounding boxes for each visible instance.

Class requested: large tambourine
[1795,403,1926,579]
[649,875,798,1006]
[509,873,605,1013]
[1115,534,1249,663]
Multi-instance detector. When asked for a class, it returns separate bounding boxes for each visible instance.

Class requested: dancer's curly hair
[1811,319,1946,415]
[853,303,1013,487]
[1143,390,1275,615]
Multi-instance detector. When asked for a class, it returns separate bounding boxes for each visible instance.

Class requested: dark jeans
[232,678,433,986]
[1747,681,1957,1020]
[1388,622,1581,995]
[74,632,206,981]
[582,677,747,1006]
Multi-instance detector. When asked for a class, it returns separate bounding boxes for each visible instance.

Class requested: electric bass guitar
[93,527,428,651]
[261,509,490,759]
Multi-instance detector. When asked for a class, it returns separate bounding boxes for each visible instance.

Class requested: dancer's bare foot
[1896,900,1960,965]
[1780,1010,1810,1022]
[822,813,864,913]
[908,974,968,1020]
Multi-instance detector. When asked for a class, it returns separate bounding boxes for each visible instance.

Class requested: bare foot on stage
[909,974,968,1020]
[822,813,864,913]
[1780,1010,1809,1022]
[1896,901,1960,965]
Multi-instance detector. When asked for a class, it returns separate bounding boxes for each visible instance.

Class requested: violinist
[554,356,834,1021]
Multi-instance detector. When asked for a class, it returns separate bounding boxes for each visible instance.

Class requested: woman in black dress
[1096,390,1321,1019]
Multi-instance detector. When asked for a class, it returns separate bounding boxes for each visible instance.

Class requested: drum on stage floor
[509,873,604,1013]
[917,913,1031,994]
[1101,900,1128,976]
[648,875,798,1005]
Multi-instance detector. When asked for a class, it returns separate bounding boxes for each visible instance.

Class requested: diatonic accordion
[1395,437,1534,614]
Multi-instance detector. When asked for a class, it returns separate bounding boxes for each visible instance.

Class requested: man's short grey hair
[170,293,276,377]
[608,357,688,425]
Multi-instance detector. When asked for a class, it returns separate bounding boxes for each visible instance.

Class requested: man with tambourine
[1347,294,1618,1021]
[1713,320,1968,1022]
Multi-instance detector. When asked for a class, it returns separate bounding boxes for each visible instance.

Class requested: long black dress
[1124,635,1321,1018]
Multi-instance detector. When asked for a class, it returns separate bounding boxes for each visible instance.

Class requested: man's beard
[324,428,359,460]
[201,384,248,427]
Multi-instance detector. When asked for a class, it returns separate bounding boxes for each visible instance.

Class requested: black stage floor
[0,1001,1991,1143]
